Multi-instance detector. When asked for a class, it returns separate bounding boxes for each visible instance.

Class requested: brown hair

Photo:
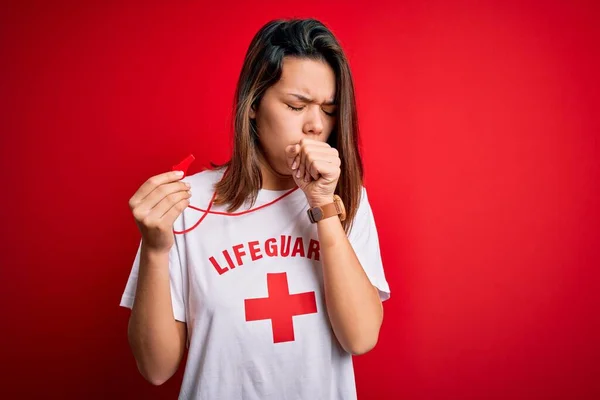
[212,18,364,233]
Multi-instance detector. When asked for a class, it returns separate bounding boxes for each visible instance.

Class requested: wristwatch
[307,195,346,223]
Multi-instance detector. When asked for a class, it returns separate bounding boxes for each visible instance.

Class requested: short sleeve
[119,238,187,322]
[347,187,391,302]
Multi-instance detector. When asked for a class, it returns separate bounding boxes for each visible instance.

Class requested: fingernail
[185,182,191,188]
[175,170,184,176]
[296,169,301,178]
[291,160,297,170]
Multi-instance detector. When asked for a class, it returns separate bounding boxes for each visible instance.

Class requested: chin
[274,165,293,177]
[262,155,292,178]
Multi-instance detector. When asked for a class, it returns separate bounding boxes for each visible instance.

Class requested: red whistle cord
[173,184,300,235]
[169,155,301,234]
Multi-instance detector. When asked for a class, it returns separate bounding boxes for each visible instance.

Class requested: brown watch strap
[307,195,346,223]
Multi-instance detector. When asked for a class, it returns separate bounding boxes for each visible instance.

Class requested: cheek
[258,106,285,134]
[272,109,297,133]
[261,109,300,143]
[256,111,286,156]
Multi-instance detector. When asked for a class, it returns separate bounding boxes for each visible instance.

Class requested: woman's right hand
[128,170,192,254]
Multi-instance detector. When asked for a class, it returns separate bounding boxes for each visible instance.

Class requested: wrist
[308,196,334,208]
[307,194,346,223]
[141,242,171,258]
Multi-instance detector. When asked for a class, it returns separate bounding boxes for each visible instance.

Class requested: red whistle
[171,154,196,178]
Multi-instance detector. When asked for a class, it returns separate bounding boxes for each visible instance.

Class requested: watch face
[311,207,323,221]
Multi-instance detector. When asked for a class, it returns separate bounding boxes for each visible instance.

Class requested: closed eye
[286,105,336,117]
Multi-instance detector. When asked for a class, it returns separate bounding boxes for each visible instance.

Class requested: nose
[303,106,324,136]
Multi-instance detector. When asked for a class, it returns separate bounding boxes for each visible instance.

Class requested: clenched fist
[286,138,341,207]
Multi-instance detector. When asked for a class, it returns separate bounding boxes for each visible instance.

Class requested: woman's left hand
[286,138,341,207]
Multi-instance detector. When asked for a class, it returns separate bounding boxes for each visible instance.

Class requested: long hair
[212,18,364,233]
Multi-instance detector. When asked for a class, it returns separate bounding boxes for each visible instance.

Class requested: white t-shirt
[120,168,391,400]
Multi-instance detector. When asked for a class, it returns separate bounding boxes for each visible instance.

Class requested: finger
[308,159,321,181]
[135,181,191,214]
[306,152,333,180]
[130,170,186,209]
[311,160,340,182]
[320,147,341,167]
[299,144,321,180]
[301,146,332,181]
[285,144,300,169]
[308,159,320,181]
[148,189,192,221]
[299,138,331,149]
[324,151,341,167]
[327,147,340,164]
[304,151,318,182]
[296,146,307,179]
[303,150,313,182]
[296,141,332,179]
[160,196,191,224]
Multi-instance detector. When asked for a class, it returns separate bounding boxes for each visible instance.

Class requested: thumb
[285,144,300,167]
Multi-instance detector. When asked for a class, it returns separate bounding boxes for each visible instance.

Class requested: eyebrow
[287,93,336,106]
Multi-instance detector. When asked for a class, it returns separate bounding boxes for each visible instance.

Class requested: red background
[2,1,599,399]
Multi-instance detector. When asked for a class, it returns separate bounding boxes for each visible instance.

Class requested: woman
[120,18,391,399]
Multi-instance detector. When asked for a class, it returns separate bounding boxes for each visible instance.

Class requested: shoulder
[353,185,376,220]
[360,185,368,198]
[183,167,225,190]
[358,185,369,207]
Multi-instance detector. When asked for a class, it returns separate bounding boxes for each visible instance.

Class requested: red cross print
[244,272,318,343]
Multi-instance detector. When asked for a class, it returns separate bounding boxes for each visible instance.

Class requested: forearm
[318,217,383,355]
[128,245,186,385]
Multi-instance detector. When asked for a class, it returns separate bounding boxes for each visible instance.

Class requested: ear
[249,104,256,119]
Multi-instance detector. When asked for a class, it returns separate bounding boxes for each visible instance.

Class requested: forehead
[274,57,336,99]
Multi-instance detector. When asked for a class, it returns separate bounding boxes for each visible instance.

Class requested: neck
[257,150,296,191]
